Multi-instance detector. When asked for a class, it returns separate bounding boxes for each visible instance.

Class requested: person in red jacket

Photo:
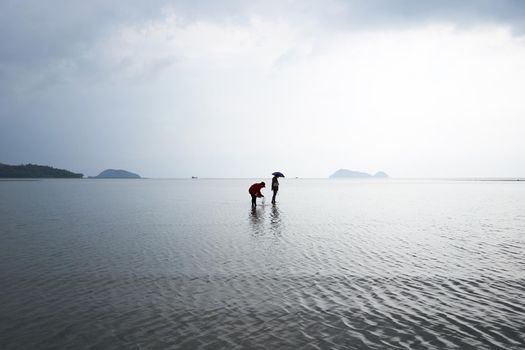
[249,182,265,208]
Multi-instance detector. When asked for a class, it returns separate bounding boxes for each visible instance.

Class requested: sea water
[1,179,524,349]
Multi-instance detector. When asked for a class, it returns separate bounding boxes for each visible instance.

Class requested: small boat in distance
[191,176,198,179]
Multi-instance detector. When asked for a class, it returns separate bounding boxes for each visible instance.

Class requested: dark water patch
[1,274,524,349]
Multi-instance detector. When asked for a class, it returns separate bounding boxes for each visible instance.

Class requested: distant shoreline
[0,163,83,178]
[0,179,41,181]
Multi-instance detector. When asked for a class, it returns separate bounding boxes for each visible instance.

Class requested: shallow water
[1,179,524,349]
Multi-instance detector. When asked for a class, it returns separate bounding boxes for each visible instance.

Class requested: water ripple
[1,179,524,349]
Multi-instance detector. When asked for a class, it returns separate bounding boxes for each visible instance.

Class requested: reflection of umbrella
[272,172,285,177]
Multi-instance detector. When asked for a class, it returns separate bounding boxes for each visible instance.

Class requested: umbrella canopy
[272,172,285,177]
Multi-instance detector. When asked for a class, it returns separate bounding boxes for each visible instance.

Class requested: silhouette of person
[271,176,279,204]
[249,182,265,208]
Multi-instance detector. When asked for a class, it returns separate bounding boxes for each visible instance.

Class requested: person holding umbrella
[249,181,265,208]
[271,172,284,204]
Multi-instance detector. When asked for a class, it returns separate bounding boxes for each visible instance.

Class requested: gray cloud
[2,1,525,62]
[1,1,525,177]
[0,1,166,64]
[331,0,525,32]
[1,1,524,80]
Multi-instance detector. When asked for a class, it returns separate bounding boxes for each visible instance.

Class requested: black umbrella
[272,172,285,177]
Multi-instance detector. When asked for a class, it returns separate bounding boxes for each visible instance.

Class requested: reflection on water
[1,179,525,349]
[249,204,283,238]
[249,206,264,236]
[269,204,282,237]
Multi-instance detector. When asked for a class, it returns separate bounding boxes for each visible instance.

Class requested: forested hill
[0,163,83,178]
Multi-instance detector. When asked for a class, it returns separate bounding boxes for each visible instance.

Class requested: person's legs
[251,194,256,207]
[272,190,277,204]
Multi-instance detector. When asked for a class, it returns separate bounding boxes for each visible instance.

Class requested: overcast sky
[1,0,524,178]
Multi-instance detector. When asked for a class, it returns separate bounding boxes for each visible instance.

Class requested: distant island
[329,169,389,178]
[89,169,141,179]
[0,162,83,178]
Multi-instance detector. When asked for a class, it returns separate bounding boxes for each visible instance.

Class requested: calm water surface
[1,179,524,349]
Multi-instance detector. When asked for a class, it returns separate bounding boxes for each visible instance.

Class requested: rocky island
[0,163,83,178]
[90,169,141,179]
[329,169,389,178]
